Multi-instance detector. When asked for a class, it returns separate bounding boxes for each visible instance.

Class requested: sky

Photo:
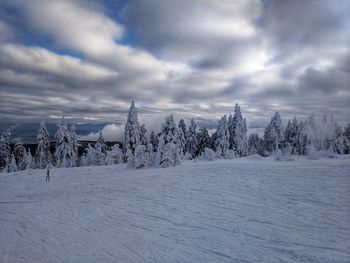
[0,0,349,134]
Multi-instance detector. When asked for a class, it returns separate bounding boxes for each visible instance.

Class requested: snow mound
[244,153,265,160]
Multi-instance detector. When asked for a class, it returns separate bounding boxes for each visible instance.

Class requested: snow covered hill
[1,157,350,262]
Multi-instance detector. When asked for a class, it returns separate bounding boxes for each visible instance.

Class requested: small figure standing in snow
[46,169,50,182]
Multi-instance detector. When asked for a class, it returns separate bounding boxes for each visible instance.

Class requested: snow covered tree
[248,133,265,156]
[125,148,134,168]
[94,141,107,166]
[264,111,283,154]
[178,119,187,154]
[80,144,96,166]
[134,145,149,169]
[105,144,123,165]
[24,149,34,170]
[283,117,300,155]
[344,123,350,154]
[124,100,141,155]
[8,154,17,173]
[35,121,51,169]
[96,131,108,153]
[334,126,346,154]
[155,115,181,167]
[196,127,211,156]
[68,125,78,167]
[0,130,11,170]
[140,124,148,146]
[200,147,216,161]
[147,143,156,166]
[228,104,248,156]
[185,119,198,158]
[14,139,26,170]
[55,117,74,168]
[212,115,230,157]
[149,130,159,151]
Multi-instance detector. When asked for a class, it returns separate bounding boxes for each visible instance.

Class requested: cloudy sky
[0,0,349,130]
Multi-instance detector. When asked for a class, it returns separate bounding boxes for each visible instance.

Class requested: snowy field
[1,156,350,263]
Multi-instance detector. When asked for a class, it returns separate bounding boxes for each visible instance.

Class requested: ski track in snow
[0,156,350,262]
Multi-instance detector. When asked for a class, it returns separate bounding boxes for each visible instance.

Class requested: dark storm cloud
[0,0,349,128]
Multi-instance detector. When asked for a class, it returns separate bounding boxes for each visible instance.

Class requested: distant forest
[1,101,349,172]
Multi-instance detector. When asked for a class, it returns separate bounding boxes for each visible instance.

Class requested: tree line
[1,101,349,172]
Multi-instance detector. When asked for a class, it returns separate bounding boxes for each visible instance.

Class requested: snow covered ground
[1,156,350,263]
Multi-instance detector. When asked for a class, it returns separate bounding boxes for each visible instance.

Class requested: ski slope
[1,156,350,262]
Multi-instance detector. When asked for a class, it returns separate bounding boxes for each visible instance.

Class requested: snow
[1,157,350,262]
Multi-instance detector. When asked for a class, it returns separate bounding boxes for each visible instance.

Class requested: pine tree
[55,117,73,168]
[94,142,106,166]
[147,143,156,166]
[140,124,148,145]
[155,115,181,167]
[185,119,198,158]
[196,127,211,156]
[212,115,230,157]
[134,145,149,169]
[283,117,300,155]
[24,149,34,170]
[229,103,248,156]
[69,125,78,167]
[81,144,97,166]
[264,111,283,154]
[105,144,123,165]
[178,119,187,154]
[35,121,51,169]
[124,100,141,155]
[96,131,108,153]
[14,139,26,170]
[248,133,265,156]
[334,126,345,154]
[149,130,159,151]
[0,130,11,170]
[344,123,350,154]
[8,154,17,173]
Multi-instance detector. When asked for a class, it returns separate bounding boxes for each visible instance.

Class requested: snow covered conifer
[229,103,248,157]
[147,143,156,166]
[178,119,187,155]
[283,117,300,155]
[83,144,97,166]
[96,131,108,153]
[0,130,11,170]
[125,148,134,168]
[69,125,78,167]
[55,117,73,168]
[124,100,141,155]
[344,123,350,154]
[149,130,159,151]
[35,121,51,169]
[334,126,345,154]
[248,133,265,156]
[134,145,149,169]
[264,111,283,155]
[140,124,148,146]
[200,147,216,161]
[178,119,187,140]
[212,115,230,157]
[105,144,123,165]
[8,154,17,173]
[196,127,211,156]
[185,119,198,158]
[14,139,26,170]
[155,115,181,167]
[24,149,34,170]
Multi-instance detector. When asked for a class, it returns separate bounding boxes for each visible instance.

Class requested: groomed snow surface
[1,156,350,262]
